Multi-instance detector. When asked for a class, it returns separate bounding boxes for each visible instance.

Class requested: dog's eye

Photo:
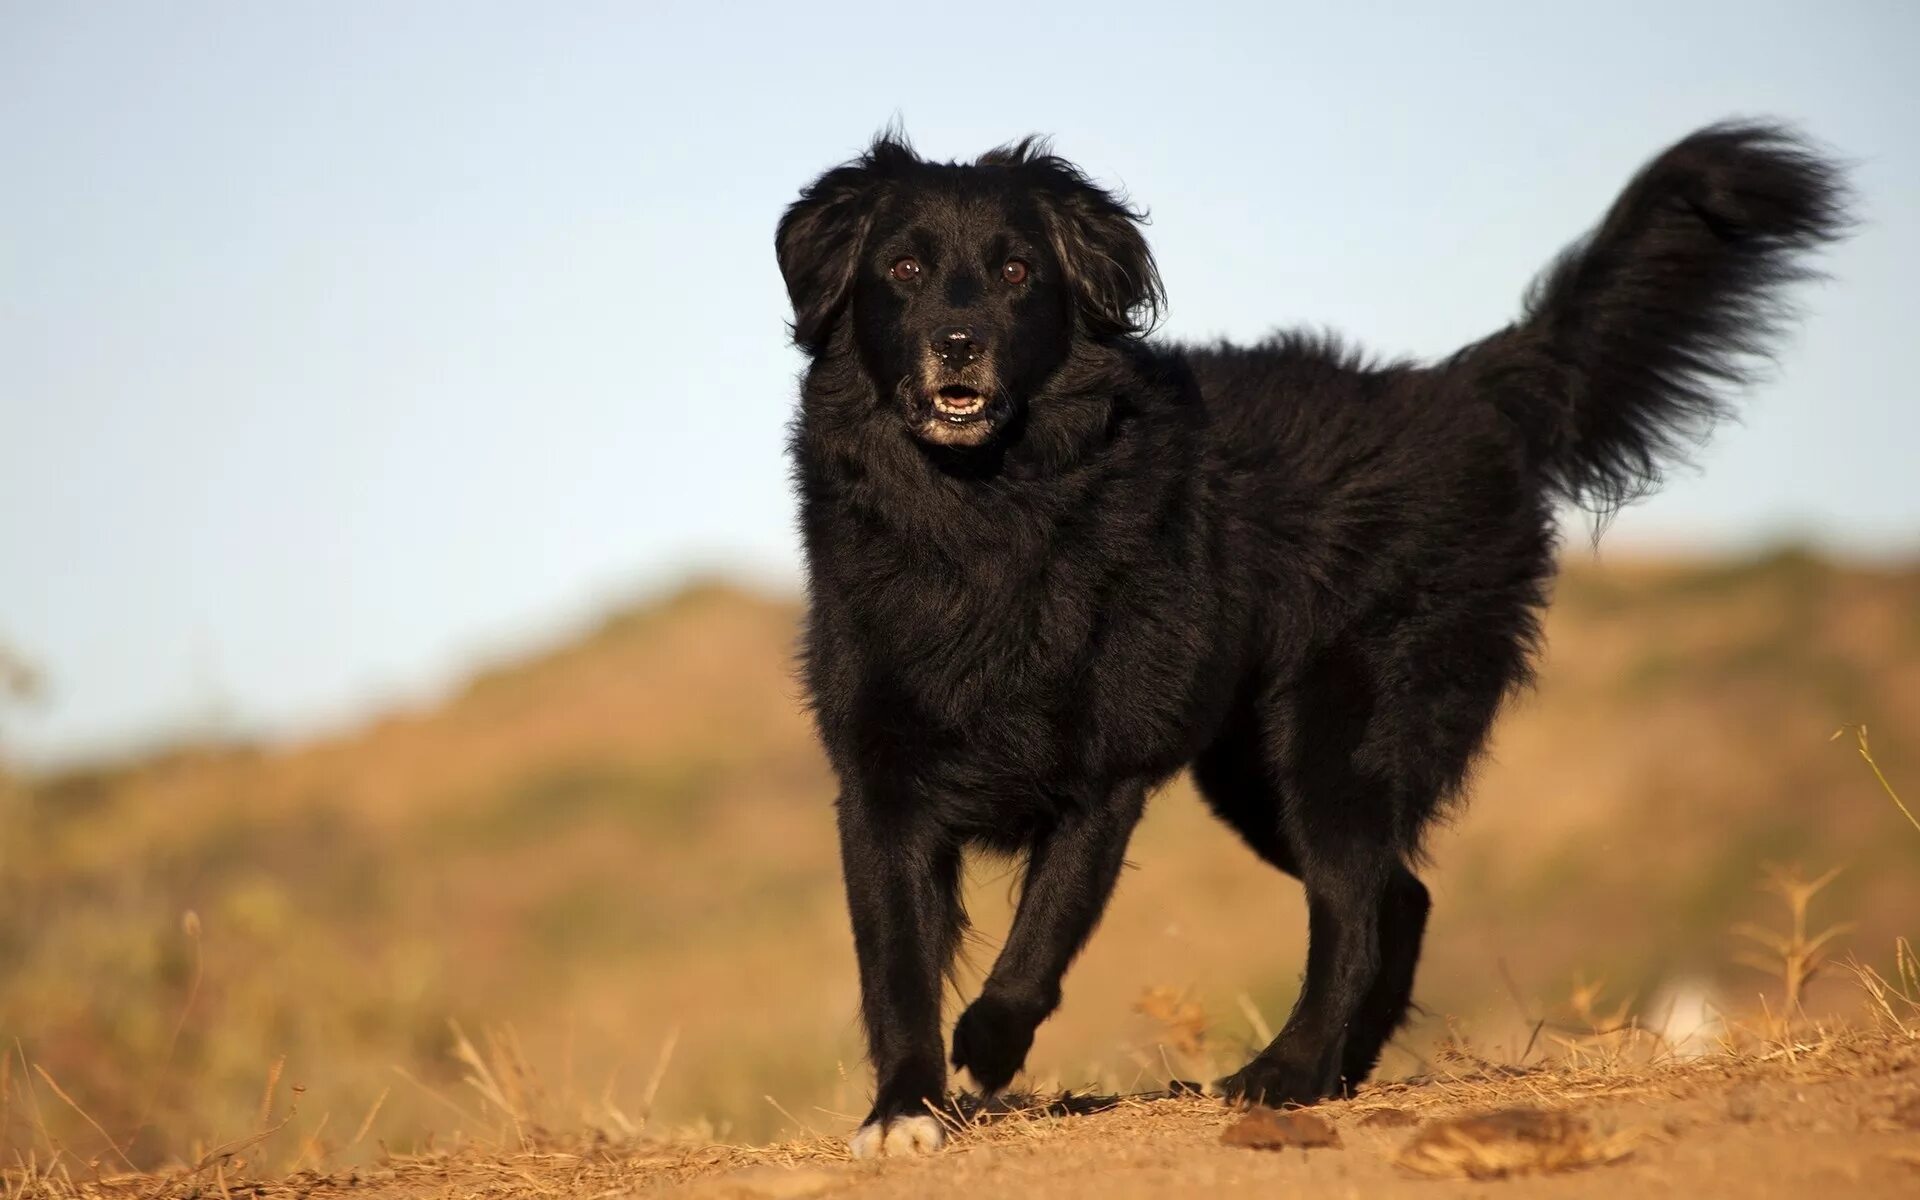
[1002,259,1030,285]
[889,257,921,281]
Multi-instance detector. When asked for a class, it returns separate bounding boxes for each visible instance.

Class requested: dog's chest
[811,548,1220,786]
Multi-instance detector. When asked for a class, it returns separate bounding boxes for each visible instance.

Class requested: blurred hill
[2,548,1916,1165]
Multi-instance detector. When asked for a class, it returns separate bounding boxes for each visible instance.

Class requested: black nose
[931,325,982,366]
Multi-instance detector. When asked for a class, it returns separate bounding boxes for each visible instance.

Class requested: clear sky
[2,1,1915,763]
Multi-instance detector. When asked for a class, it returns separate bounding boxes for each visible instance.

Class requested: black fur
[776,123,1847,1141]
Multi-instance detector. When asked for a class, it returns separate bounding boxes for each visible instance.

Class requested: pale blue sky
[2,1,1914,762]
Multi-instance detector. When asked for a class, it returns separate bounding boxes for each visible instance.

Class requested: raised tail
[1470,121,1851,516]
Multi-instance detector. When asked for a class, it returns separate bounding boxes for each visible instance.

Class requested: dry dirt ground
[12,1028,1918,1200]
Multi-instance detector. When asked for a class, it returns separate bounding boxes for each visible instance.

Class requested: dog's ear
[1018,150,1164,339]
[776,136,915,353]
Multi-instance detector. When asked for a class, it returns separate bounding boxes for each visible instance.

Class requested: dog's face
[848,184,1068,448]
[778,137,1164,450]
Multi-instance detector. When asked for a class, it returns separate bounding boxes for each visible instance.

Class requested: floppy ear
[776,137,915,353]
[776,168,873,352]
[1036,171,1166,339]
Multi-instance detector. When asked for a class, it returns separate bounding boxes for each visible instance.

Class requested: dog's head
[777,134,1164,449]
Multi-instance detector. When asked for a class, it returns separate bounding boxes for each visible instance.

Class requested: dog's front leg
[837,789,962,1158]
[950,780,1146,1094]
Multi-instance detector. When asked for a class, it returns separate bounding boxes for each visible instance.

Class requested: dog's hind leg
[1212,601,1526,1102]
[1339,864,1430,1084]
[1199,717,1431,1090]
[949,780,1147,1095]
[1199,644,1444,1106]
[1216,820,1398,1106]
[1198,707,1385,1102]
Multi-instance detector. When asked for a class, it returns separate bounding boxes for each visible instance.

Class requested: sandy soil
[15,1028,1916,1200]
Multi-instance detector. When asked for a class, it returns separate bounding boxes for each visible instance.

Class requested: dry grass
[1835,723,1920,836]
[1733,863,1856,1030]
[1851,938,1920,1032]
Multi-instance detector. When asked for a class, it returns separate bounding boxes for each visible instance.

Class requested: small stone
[1221,1107,1342,1150]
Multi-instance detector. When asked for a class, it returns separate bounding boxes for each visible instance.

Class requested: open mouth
[911,379,1000,448]
[932,385,988,422]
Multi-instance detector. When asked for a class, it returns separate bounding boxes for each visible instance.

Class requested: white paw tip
[847,1123,883,1160]
[885,1115,945,1155]
[849,1114,946,1159]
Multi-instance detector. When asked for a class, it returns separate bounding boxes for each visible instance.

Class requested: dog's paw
[847,1114,946,1159]
[1216,1056,1334,1108]
[950,993,1040,1094]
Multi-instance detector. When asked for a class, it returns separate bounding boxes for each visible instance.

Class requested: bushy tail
[1475,122,1850,516]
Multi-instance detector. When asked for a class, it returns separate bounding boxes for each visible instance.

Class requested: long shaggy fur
[1474,122,1850,515]
[775,122,1849,1149]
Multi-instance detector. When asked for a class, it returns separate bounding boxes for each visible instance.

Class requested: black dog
[776,123,1846,1156]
